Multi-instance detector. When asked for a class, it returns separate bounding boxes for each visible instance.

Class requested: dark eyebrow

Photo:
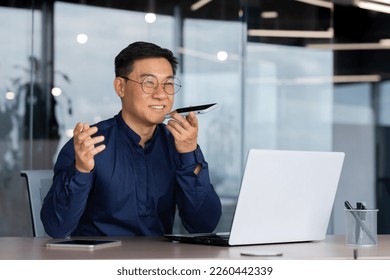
[139,73,174,79]
[139,73,155,78]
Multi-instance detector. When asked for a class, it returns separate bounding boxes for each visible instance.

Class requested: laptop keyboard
[194,233,230,243]
[164,232,230,246]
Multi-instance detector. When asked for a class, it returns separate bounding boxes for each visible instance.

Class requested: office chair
[20,169,53,237]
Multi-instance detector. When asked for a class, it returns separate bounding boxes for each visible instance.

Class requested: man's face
[119,57,175,128]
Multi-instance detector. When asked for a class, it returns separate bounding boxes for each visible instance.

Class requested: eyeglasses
[120,75,182,95]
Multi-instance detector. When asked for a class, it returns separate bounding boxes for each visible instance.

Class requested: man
[41,41,222,238]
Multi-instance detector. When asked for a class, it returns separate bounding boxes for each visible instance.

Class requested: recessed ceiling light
[145,13,156,23]
[76,33,88,44]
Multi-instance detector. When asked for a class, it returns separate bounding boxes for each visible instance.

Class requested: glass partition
[182,18,244,231]
[244,43,333,153]
[241,0,334,232]
[0,4,42,235]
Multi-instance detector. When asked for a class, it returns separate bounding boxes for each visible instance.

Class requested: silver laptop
[165,149,345,246]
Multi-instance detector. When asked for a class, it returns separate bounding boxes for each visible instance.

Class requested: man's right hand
[73,123,106,173]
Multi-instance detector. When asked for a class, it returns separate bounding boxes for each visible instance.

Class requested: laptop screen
[165,149,345,246]
[228,149,345,245]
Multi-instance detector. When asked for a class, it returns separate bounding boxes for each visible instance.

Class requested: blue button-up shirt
[41,112,221,238]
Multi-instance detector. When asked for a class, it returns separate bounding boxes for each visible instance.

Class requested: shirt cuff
[70,165,94,184]
[179,146,204,167]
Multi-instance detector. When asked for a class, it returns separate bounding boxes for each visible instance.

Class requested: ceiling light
[216,51,228,61]
[247,75,381,85]
[248,28,333,38]
[51,87,62,97]
[261,11,279,19]
[145,13,156,23]
[191,0,213,11]
[294,0,333,9]
[379,38,390,45]
[333,75,381,83]
[355,0,390,14]
[370,0,390,5]
[306,42,390,50]
[76,33,88,44]
[5,91,15,100]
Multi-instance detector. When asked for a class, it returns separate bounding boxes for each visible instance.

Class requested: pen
[354,203,361,244]
[356,202,366,244]
[345,201,376,244]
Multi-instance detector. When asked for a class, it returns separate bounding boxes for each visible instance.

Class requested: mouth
[149,105,166,111]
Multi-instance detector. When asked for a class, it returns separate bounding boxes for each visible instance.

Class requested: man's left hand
[166,111,198,153]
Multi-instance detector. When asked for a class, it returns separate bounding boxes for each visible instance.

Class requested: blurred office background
[1,0,390,236]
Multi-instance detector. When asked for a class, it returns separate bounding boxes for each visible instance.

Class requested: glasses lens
[164,77,181,95]
[140,75,181,94]
[141,76,158,94]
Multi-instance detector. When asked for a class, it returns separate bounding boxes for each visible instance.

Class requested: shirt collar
[115,111,141,144]
[115,111,161,147]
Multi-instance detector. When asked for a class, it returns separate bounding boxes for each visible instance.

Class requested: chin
[149,115,165,124]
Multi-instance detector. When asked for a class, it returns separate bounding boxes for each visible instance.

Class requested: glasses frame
[119,75,181,95]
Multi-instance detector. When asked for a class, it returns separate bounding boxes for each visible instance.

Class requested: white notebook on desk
[165,149,345,246]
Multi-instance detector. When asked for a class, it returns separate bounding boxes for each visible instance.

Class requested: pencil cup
[345,209,378,246]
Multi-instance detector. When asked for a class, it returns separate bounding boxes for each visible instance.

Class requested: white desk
[0,235,389,260]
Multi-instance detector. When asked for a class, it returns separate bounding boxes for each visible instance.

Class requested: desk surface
[1,235,389,260]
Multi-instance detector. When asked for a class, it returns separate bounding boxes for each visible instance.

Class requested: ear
[113,77,125,98]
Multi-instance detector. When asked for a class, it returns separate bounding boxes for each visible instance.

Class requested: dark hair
[114,41,178,77]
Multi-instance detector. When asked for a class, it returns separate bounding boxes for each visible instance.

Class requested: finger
[185,112,198,127]
[74,123,91,138]
[171,111,190,121]
[167,119,185,134]
[79,135,105,149]
[89,143,106,156]
[77,123,92,134]
[76,141,104,158]
[170,112,196,129]
[73,122,84,136]
[75,125,99,141]
[82,126,98,138]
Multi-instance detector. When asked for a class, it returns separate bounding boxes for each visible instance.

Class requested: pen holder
[345,208,378,246]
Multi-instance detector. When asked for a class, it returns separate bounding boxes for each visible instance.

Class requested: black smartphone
[165,103,218,119]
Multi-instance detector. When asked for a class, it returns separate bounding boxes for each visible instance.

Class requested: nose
[152,83,168,98]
